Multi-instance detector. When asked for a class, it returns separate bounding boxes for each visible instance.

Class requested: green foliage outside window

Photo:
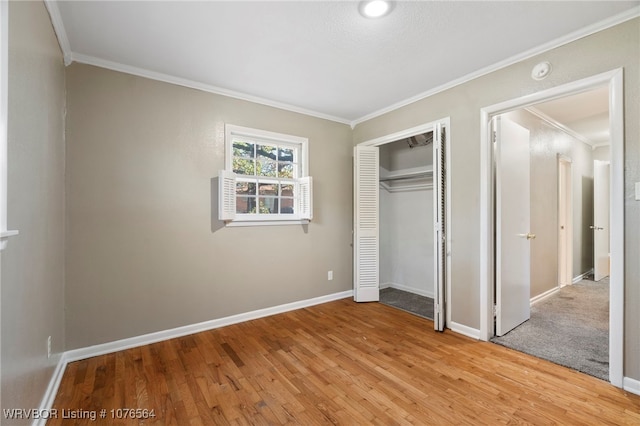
[233,141,295,178]
[232,139,298,215]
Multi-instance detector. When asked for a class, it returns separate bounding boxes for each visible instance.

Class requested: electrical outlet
[47,336,51,359]
[328,270,333,281]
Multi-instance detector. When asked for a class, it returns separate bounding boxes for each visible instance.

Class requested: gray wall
[65,64,353,349]
[1,1,65,419]
[353,19,640,379]
[505,109,595,298]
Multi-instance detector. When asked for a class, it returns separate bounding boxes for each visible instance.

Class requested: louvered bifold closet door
[433,123,447,331]
[354,145,379,302]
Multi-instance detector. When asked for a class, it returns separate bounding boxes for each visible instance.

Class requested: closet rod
[379,172,432,182]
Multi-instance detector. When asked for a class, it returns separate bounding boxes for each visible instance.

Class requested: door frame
[557,155,573,288]
[356,118,451,328]
[479,68,624,387]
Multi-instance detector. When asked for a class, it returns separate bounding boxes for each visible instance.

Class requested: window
[219,124,312,226]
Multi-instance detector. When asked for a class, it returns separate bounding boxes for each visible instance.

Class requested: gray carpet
[379,288,434,320]
[491,277,609,381]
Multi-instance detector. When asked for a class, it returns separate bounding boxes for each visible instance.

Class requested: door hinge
[435,303,440,315]
[493,304,498,317]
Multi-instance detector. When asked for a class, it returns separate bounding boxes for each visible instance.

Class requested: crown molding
[350,6,640,127]
[591,141,611,150]
[43,0,72,65]
[524,106,597,147]
[42,1,638,128]
[70,52,351,125]
[43,0,349,125]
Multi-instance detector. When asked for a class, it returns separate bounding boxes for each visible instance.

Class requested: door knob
[590,225,604,230]
[517,233,536,240]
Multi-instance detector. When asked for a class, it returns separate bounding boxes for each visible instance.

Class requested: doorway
[353,118,450,332]
[491,90,612,380]
[378,136,435,320]
[479,69,624,387]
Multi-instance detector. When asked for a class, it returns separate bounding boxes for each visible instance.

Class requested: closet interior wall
[379,139,435,298]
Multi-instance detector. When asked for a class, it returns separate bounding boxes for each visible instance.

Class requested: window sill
[225,220,309,227]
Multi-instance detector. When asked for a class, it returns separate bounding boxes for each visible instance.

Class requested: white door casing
[354,145,380,302]
[495,116,531,336]
[480,69,623,387]
[593,160,610,281]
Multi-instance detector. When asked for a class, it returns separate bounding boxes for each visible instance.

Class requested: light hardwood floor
[49,298,640,425]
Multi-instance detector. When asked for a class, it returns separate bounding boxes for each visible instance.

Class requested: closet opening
[353,118,450,332]
[378,133,435,320]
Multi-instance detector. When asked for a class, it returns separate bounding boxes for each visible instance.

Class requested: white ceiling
[51,1,639,125]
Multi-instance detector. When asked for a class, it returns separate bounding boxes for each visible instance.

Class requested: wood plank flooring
[49,299,640,425]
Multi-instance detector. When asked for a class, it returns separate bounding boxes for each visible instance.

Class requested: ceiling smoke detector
[531,61,552,80]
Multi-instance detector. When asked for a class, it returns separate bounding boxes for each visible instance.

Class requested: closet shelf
[379,167,433,193]
[379,171,432,182]
[379,166,433,182]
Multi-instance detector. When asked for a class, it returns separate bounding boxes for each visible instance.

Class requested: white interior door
[354,145,379,302]
[558,158,573,287]
[433,123,446,331]
[495,116,531,336]
[593,160,610,281]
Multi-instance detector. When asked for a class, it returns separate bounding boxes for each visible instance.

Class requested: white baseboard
[65,290,353,363]
[623,377,640,396]
[36,289,353,420]
[530,286,560,305]
[449,321,481,340]
[380,281,434,299]
[572,269,594,284]
[34,354,67,426]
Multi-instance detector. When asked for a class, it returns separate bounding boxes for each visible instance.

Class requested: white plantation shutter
[354,145,379,302]
[218,170,236,221]
[298,177,313,220]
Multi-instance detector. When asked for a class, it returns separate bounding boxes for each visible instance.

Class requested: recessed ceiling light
[359,1,393,18]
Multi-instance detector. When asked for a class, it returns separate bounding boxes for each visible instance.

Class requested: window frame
[222,124,311,226]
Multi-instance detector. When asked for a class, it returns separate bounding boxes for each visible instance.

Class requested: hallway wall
[504,109,595,298]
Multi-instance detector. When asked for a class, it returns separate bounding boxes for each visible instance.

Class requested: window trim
[221,124,312,226]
